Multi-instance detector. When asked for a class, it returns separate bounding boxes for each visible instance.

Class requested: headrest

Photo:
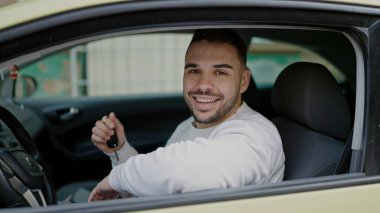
[243,75,263,113]
[271,62,351,140]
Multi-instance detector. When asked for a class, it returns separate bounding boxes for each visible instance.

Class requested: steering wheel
[0,105,55,207]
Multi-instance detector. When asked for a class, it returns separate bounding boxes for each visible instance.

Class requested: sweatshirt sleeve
[104,139,138,167]
[108,120,284,196]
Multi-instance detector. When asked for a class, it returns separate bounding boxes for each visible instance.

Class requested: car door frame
[1,0,380,212]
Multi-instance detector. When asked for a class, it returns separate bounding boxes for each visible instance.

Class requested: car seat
[271,62,352,180]
[243,75,264,113]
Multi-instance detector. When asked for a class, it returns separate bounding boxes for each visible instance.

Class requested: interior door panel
[16,94,190,187]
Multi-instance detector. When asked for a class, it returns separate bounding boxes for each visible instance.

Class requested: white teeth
[196,97,215,103]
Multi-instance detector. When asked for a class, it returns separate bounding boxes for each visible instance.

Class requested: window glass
[15,33,192,98]
[247,37,346,88]
[15,34,347,98]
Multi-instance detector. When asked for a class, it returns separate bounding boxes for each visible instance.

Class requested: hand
[91,112,126,153]
[88,176,120,202]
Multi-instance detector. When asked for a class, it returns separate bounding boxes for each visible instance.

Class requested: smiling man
[89,29,285,200]
[183,39,248,129]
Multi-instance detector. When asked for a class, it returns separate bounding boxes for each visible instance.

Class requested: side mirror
[15,75,37,98]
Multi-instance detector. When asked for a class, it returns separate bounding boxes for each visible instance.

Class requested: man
[89,29,284,201]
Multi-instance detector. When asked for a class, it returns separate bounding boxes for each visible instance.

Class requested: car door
[1,0,380,212]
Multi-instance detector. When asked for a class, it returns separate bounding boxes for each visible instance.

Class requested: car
[0,0,380,212]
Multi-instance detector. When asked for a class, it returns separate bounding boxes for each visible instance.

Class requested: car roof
[0,0,379,31]
[0,0,127,30]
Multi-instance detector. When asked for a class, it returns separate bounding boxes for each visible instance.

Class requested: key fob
[107,133,118,148]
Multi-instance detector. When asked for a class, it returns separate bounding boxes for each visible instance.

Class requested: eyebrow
[214,64,234,69]
[184,63,197,69]
[184,63,234,69]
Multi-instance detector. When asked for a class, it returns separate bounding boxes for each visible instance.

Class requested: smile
[192,95,220,103]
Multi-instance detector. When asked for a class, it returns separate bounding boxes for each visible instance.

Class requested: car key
[107,132,119,161]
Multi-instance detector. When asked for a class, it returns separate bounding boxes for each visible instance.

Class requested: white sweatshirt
[107,102,284,196]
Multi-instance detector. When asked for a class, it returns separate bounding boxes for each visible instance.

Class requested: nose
[195,73,214,92]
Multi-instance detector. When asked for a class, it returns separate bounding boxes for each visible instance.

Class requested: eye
[188,69,200,74]
[215,70,227,76]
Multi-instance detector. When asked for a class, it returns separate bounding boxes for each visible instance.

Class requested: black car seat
[243,75,264,113]
[271,62,352,180]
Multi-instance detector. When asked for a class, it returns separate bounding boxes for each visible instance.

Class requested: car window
[15,33,192,98]
[15,34,347,98]
[247,37,346,88]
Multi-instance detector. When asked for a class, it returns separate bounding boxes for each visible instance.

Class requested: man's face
[183,40,250,128]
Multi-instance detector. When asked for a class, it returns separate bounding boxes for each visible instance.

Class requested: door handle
[44,106,81,123]
[58,107,80,122]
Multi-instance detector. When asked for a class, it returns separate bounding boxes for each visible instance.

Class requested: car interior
[0,25,358,207]
[271,61,352,180]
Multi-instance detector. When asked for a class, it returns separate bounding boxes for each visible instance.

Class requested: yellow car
[0,0,379,212]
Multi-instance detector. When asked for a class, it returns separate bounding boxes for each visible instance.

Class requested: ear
[240,68,251,93]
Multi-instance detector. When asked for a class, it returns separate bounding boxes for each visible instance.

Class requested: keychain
[107,133,119,161]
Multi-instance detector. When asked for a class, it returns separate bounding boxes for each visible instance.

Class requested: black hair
[188,29,247,65]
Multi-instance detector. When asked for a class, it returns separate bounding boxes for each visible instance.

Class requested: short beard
[186,89,241,125]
